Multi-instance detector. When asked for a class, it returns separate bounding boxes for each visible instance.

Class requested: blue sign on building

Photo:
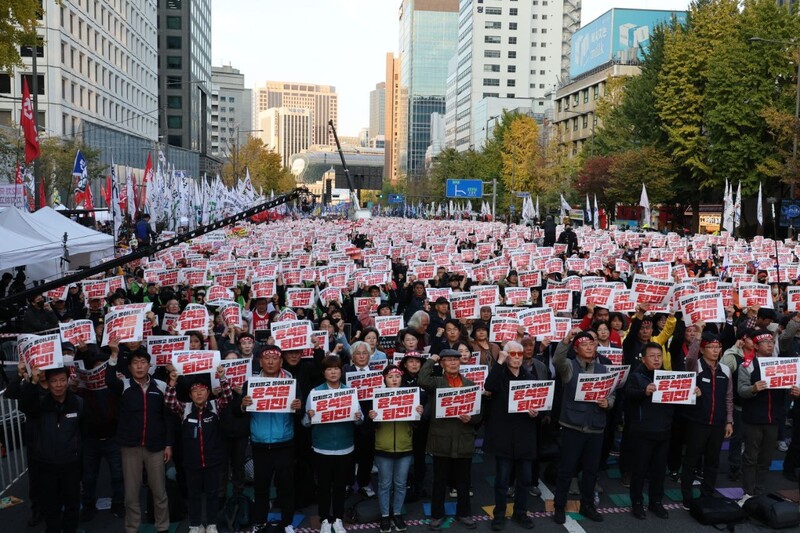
[446,179,484,199]
[388,194,406,204]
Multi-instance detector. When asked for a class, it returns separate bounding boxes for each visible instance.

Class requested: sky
[212,0,691,138]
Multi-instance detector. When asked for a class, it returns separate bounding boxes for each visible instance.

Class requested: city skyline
[212,0,691,137]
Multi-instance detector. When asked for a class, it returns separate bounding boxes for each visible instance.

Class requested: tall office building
[445,0,581,151]
[398,0,459,178]
[157,0,214,174]
[257,107,313,168]
[211,65,252,160]
[384,53,405,183]
[369,82,386,144]
[253,82,338,146]
[0,1,159,168]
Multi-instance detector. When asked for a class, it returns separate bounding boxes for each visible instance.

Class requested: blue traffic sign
[388,194,405,204]
[446,179,484,199]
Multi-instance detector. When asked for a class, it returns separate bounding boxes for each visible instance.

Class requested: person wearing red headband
[680,330,733,510]
[551,328,615,525]
[737,328,800,505]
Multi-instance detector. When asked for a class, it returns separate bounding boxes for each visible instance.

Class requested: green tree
[500,115,543,195]
[39,137,103,206]
[0,0,40,72]
[222,136,295,193]
[606,147,675,206]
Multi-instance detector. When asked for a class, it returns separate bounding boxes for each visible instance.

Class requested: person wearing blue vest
[303,356,364,533]
[551,328,615,525]
[737,329,800,504]
[238,345,303,533]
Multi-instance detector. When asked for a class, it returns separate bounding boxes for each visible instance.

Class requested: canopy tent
[0,207,115,282]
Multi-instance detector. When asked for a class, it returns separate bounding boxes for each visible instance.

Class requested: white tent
[0,207,114,281]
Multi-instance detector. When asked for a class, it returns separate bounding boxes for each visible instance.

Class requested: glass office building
[398,0,459,178]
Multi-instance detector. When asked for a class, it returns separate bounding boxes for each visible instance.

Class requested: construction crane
[0,187,310,307]
[328,119,371,221]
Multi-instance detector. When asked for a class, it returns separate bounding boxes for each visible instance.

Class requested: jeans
[493,456,531,519]
[728,408,743,473]
[82,437,124,507]
[186,465,220,527]
[374,454,413,517]
[554,428,603,509]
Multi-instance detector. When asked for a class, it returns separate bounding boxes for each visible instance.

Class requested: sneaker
[321,519,332,533]
[372,464,379,474]
[511,513,534,530]
[392,515,407,532]
[693,468,703,481]
[553,507,566,525]
[528,486,541,497]
[359,486,376,498]
[206,525,218,533]
[490,516,505,531]
[285,526,296,533]
[579,503,603,522]
[449,488,458,498]
[332,518,347,533]
[380,517,392,533]
[456,516,477,529]
[777,440,789,452]
[737,494,753,507]
[682,500,691,511]
[594,481,604,494]
[648,502,669,519]
[632,503,646,520]
[188,527,204,533]
[429,518,444,531]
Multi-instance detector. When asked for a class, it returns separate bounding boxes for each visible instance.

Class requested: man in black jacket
[19,366,86,533]
[106,343,172,533]
[22,294,59,333]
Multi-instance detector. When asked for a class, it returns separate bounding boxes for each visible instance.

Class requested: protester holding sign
[483,342,547,531]
[719,328,754,482]
[680,331,733,510]
[343,341,378,497]
[165,365,233,533]
[238,345,303,532]
[737,329,800,504]
[399,351,430,502]
[303,356,364,533]
[625,343,690,520]
[418,349,483,531]
[551,328,615,525]
[367,365,423,533]
[106,344,173,533]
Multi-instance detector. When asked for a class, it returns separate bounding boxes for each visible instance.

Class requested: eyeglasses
[508,351,524,357]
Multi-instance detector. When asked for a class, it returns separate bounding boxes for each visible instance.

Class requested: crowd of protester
[2,216,800,533]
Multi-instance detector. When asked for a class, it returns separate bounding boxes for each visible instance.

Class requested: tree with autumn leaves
[582,0,800,232]
[221,136,296,193]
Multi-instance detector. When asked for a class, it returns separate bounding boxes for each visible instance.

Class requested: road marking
[537,480,554,500]
[564,515,587,533]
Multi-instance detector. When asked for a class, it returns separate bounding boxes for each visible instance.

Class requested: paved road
[1,439,798,532]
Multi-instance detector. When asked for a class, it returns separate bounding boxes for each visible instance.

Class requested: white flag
[126,170,137,219]
[110,158,122,242]
[593,194,600,230]
[733,181,742,229]
[757,181,763,226]
[535,196,540,219]
[723,179,734,233]
[585,193,591,224]
[560,194,571,217]
[639,183,650,227]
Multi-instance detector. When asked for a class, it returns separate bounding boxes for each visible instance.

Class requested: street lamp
[561,109,595,157]
[749,37,800,201]
[484,114,500,148]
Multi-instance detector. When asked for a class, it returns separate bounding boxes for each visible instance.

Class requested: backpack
[688,496,746,531]
[743,493,800,529]
[219,493,252,532]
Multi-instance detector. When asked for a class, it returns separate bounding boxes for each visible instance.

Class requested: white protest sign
[574,373,617,402]
[653,370,697,404]
[375,315,404,338]
[373,387,421,421]
[246,377,297,412]
[758,357,800,389]
[346,370,385,401]
[308,387,361,424]
[146,335,190,366]
[59,320,97,345]
[507,380,555,413]
[435,385,482,418]
[270,320,312,350]
[171,350,221,376]
[18,333,64,373]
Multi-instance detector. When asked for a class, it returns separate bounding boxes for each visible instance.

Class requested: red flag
[104,175,111,207]
[141,153,153,208]
[84,183,94,211]
[38,178,45,209]
[20,78,40,164]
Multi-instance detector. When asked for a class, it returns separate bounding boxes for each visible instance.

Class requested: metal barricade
[0,388,26,496]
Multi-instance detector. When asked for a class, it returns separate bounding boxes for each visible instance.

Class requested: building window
[486,7,501,15]
[532,28,538,33]
[0,73,10,94]
[21,74,45,95]
[485,50,501,58]
[483,79,500,86]
[166,16,181,29]
[167,75,182,87]
[583,115,589,128]
[485,21,501,29]
[507,93,515,98]
[167,0,181,8]
[509,22,517,30]
[166,55,181,68]
[484,64,500,72]
[539,83,545,89]
[507,80,516,87]
[508,65,516,73]
[229,97,235,103]
[508,37,517,44]
[541,29,547,34]
[485,36,501,44]
[573,119,578,132]
[20,39,44,58]
[167,115,183,129]
[167,95,182,109]
[540,56,546,61]
[540,42,546,48]
[508,51,516,58]
[557,100,562,112]
[584,90,589,103]
[510,8,518,15]
[593,85,600,99]
[166,36,181,49]
[483,93,499,98]
[540,70,545,75]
